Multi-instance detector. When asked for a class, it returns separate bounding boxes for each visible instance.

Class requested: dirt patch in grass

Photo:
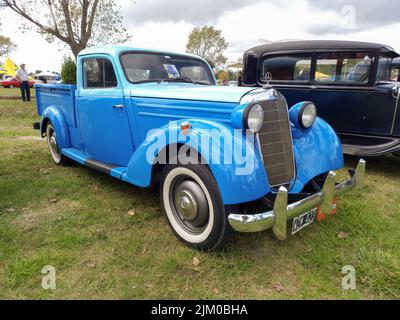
[11,200,81,232]
[16,136,43,141]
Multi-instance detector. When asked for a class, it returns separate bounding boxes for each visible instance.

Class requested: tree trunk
[70,43,87,59]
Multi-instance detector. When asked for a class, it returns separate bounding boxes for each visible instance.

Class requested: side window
[315,52,372,84]
[391,67,400,82]
[316,56,338,82]
[341,56,371,83]
[262,55,312,82]
[83,58,117,88]
[376,56,392,82]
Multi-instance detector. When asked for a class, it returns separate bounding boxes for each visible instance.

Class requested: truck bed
[35,84,77,127]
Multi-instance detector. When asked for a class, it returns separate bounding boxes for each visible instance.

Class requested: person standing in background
[15,63,30,102]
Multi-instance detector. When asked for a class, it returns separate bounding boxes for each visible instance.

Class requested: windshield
[120,52,215,85]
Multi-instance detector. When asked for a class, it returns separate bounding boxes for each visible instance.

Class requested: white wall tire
[160,163,233,250]
[46,122,71,166]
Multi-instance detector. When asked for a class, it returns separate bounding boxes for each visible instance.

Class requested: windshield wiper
[163,76,195,83]
[133,79,164,84]
[133,77,211,85]
[162,77,210,85]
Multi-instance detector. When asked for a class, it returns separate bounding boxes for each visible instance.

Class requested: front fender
[40,106,71,149]
[291,117,344,192]
[123,120,270,205]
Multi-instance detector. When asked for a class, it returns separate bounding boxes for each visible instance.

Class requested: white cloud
[124,21,193,53]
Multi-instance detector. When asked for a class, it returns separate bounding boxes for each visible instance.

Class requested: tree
[215,70,228,82]
[0,35,16,56]
[0,0,131,58]
[186,25,228,68]
[61,56,76,84]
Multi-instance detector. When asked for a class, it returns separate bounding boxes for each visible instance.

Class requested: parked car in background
[0,77,35,88]
[242,40,400,157]
[228,80,238,86]
[35,46,365,250]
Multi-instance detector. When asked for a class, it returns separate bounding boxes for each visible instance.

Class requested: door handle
[112,104,124,109]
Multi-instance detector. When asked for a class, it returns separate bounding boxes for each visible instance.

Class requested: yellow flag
[2,57,18,76]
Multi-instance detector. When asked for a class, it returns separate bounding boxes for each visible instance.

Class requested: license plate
[292,208,317,235]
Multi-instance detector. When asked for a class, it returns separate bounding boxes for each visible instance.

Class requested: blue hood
[129,82,257,104]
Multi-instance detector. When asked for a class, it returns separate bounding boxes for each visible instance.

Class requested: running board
[339,134,400,156]
[85,159,118,175]
[61,148,127,179]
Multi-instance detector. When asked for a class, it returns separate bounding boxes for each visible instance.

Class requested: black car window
[83,58,118,88]
[315,57,338,82]
[315,52,372,84]
[391,67,400,82]
[376,56,393,82]
[261,55,312,82]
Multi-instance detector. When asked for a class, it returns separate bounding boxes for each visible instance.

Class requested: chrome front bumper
[228,159,366,240]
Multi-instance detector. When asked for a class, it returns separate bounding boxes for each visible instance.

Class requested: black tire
[46,122,71,166]
[160,162,234,251]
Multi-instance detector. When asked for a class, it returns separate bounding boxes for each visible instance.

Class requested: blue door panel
[78,94,134,166]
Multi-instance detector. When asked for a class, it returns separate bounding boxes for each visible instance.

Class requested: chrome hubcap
[48,128,61,162]
[175,189,198,221]
[170,178,209,233]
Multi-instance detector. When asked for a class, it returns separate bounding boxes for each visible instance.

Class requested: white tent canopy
[34,71,59,78]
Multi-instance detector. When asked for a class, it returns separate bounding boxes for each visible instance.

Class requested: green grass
[0,99,399,299]
[0,87,36,98]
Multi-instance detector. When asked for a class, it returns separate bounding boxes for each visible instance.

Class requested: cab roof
[246,40,400,57]
[78,46,205,61]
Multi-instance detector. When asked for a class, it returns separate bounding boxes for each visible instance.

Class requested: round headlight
[299,103,317,129]
[245,104,264,132]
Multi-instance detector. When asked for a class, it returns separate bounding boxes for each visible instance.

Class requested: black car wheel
[160,162,234,250]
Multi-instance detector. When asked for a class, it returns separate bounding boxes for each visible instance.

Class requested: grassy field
[0,99,399,300]
[0,87,36,98]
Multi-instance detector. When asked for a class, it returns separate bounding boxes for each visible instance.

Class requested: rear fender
[40,106,71,149]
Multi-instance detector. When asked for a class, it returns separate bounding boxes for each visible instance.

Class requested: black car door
[306,52,376,135]
[363,55,400,136]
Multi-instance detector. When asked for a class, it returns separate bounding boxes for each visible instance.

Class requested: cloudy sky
[1,0,399,72]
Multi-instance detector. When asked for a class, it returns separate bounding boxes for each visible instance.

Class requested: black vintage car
[242,40,400,156]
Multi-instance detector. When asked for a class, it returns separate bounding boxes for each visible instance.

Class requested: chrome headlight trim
[299,102,317,129]
[244,103,264,133]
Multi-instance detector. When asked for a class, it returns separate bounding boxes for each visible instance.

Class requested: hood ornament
[262,72,273,89]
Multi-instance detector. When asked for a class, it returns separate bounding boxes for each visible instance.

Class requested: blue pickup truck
[35,46,365,250]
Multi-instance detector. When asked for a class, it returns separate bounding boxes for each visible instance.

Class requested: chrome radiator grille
[258,97,295,187]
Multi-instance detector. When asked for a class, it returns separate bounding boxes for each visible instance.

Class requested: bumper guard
[228,159,366,240]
